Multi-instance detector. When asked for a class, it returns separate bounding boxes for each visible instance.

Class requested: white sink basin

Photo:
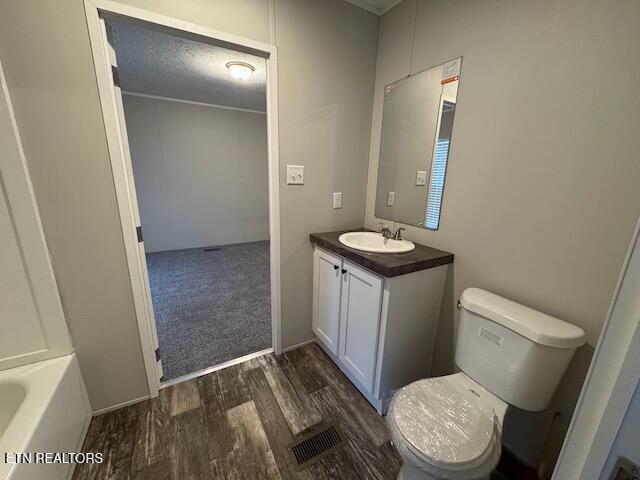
[338,231,415,254]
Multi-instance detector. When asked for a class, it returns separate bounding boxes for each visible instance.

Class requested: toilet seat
[388,375,504,477]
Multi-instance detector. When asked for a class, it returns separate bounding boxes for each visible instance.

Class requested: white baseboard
[281,338,315,353]
[92,395,150,415]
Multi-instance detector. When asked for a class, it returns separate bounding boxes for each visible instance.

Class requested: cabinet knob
[334,265,339,270]
[341,269,347,275]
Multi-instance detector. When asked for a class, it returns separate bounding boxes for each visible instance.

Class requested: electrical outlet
[286,165,304,185]
[387,191,395,206]
[416,171,427,186]
[333,192,342,209]
[609,457,640,480]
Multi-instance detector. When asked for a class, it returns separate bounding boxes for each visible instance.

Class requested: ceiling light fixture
[226,61,255,80]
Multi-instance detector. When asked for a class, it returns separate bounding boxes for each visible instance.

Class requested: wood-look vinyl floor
[73,343,402,480]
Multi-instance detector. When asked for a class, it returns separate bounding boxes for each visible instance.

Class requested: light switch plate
[286,165,304,185]
[333,192,342,209]
[387,191,395,206]
[416,170,427,186]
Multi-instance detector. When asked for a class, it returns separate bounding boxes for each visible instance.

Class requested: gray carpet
[146,241,271,380]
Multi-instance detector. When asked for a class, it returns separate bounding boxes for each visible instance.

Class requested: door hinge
[111,65,120,87]
[155,347,161,361]
[136,226,143,243]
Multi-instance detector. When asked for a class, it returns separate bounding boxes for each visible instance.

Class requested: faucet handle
[379,223,394,239]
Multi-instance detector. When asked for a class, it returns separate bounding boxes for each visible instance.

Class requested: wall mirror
[375,57,461,230]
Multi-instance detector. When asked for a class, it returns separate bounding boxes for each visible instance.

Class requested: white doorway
[84,0,281,397]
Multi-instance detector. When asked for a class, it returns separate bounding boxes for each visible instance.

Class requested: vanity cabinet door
[338,260,383,392]
[312,248,343,355]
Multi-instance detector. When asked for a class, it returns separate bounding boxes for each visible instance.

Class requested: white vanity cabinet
[312,245,449,414]
[338,259,383,391]
[312,248,343,355]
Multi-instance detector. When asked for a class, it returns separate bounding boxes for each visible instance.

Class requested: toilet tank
[455,288,585,411]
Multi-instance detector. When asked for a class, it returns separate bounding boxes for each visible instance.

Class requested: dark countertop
[309,229,454,278]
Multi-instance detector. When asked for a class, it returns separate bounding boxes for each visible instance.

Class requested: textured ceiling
[107,20,267,112]
[344,0,402,15]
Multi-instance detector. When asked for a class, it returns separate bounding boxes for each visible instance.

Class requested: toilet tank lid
[460,288,586,348]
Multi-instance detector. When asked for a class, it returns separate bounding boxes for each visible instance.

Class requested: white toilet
[388,288,586,480]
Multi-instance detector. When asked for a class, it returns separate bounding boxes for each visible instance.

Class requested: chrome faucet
[379,225,406,240]
[380,225,394,239]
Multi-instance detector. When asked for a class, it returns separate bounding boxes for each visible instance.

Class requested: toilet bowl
[388,373,507,480]
[387,288,586,480]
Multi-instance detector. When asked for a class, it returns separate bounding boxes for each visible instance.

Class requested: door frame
[553,216,640,479]
[83,0,282,397]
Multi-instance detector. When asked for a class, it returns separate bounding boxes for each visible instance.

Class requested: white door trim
[83,0,282,397]
[553,216,640,479]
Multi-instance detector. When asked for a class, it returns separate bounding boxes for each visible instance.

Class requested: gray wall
[364,0,640,471]
[0,0,377,411]
[123,95,269,252]
[275,0,378,348]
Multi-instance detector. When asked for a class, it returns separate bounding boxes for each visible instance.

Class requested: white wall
[123,95,269,252]
[365,0,640,471]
